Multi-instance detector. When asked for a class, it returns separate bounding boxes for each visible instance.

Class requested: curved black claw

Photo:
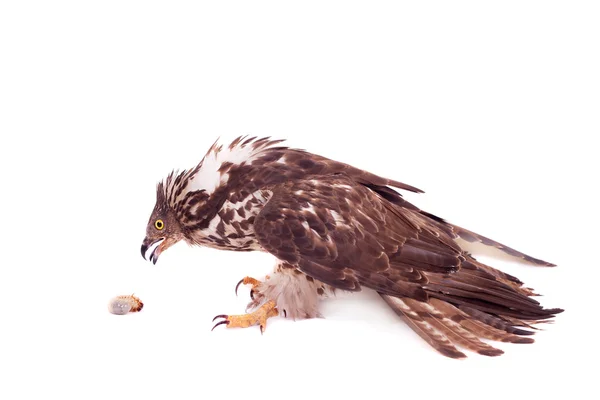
[212,314,228,322]
[283,309,287,318]
[234,279,244,296]
[211,320,229,331]
[250,289,255,300]
[211,315,230,331]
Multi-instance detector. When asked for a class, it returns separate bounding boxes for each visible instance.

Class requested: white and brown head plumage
[141,136,562,358]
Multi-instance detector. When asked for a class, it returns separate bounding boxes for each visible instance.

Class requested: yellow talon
[234,276,262,298]
[212,301,278,334]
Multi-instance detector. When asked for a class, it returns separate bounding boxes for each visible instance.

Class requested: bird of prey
[141,136,562,358]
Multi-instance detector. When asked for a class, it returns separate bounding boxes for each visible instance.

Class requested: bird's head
[140,136,287,263]
[140,179,187,264]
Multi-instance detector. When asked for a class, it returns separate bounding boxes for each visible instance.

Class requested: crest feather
[157,136,288,208]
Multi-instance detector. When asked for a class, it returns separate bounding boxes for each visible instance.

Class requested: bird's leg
[211,300,279,334]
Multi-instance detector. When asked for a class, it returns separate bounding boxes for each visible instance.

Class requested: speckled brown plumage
[141,136,562,358]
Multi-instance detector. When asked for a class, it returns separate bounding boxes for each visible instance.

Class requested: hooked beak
[141,237,165,265]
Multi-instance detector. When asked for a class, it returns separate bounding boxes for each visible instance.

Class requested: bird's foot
[211,300,279,334]
[235,275,274,311]
[235,276,264,300]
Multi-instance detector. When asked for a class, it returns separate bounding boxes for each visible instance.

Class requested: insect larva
[108,294,144,315]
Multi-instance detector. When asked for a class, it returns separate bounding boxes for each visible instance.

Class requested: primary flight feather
[141,136,562,358]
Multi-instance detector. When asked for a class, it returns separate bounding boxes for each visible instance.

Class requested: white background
[1,1,598,399]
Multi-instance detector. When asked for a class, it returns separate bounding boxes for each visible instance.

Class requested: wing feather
[253,175,562,358]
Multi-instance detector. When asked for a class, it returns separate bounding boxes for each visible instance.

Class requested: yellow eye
[154,219,164,230]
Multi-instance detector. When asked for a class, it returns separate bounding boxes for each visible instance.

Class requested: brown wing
[254,175,463,301]
[254,175,562,358]
[363,178,556,266]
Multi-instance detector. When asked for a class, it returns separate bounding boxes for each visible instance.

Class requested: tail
[382,294,544,359]
[368,184,561,358]
[382,254,563,359]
